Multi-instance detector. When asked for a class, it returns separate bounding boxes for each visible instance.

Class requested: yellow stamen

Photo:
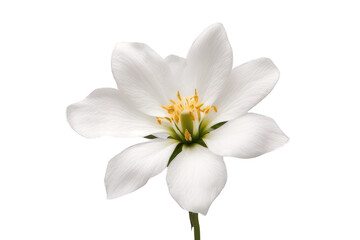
[190,111,195,121]
[184,129,192,141]
[197,109,201,121]
[177,91,182,101]
[157,89,218,140]
[196,103,204,109]
[156,117,162,125]
[201,106,210,113]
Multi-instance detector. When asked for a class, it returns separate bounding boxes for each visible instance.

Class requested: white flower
[67,23,288,215]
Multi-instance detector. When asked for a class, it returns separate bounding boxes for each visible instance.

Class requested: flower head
[67,23,288,216]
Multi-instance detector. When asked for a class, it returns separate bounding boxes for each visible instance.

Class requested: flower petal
[165,55,186,82]
[180,23,233,105]
[105,139,178,199]
[204,113,288,158]
[166,144,227,215]
[67,88,164,138]
[111,42,172,116]
[211,58,280,124]
[165,55,186,96]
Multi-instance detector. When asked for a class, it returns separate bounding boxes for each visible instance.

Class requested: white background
[1,0,359,239]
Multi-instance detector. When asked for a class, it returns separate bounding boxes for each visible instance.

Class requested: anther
[184,129,192,141]
[177,91,182,101]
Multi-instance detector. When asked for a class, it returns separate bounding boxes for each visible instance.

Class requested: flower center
[156,89,217,143]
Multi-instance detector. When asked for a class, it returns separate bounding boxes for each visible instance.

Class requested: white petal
[204,113,288,159]
[166,144,227,215]
[165,55,186,96]
[180,23,233,104]
[212,58,280,124]
[165,55,186,82]
[67,88,164,138]
[105,139,178,199]
[111,42,172,116]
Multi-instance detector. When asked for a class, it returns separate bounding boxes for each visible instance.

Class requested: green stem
[189,212,200,240]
